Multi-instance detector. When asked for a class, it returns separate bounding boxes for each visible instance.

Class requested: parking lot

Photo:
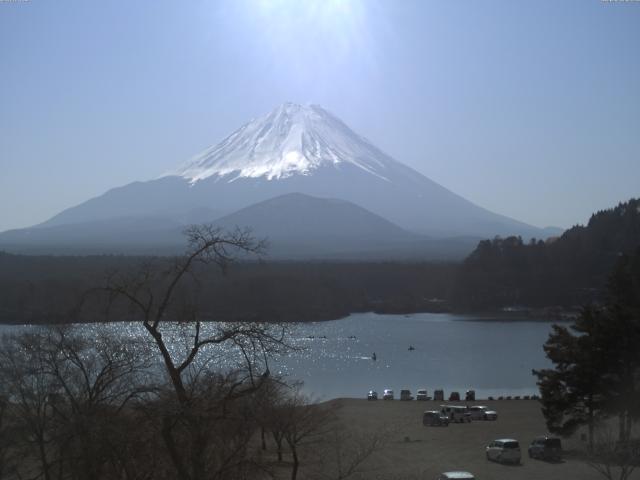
[323,398,639,480]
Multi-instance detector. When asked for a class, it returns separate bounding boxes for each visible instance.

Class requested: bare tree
[100,225,290,480]
[0,392,17,479]
[0,327,151,480]
[42,328,152,480]
[275,389,334,480]
[252,377,289,457]
[586,429,640,480]
[0,331,63,480]
[309,424,390,480]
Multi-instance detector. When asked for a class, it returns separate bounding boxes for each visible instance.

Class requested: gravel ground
[314,398,640,480]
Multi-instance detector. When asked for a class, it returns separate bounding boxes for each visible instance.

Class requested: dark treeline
[0,253,457,325]
[453,198,640,311]
[1,198,639,324]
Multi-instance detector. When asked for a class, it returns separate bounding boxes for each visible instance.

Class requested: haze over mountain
[211,193,477,260]
[0,103,560,257]
[0,193,478,259]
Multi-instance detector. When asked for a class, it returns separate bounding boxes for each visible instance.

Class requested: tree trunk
[625,412,633,443]
[161,415,191,480]
[273,432,283,462]
[145,324,188,404]
[190,422,207,480]
[37,433,52,480]
[290,446,299,480]
[619,413,625,443]
[147,325,193,480]
[588,397,594,452]
[261,426,267,451]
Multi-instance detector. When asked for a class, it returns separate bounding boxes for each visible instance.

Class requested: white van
[440,405,471,423]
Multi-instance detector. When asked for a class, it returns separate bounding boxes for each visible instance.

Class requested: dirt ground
[315,398,640,480]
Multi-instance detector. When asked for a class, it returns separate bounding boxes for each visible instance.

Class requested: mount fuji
[0,103,559,257]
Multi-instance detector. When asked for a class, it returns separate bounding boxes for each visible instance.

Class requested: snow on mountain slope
[174,103,391,182]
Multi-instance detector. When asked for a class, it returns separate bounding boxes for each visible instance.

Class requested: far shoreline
[0,307,579,326]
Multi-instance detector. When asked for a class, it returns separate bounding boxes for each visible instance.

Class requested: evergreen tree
[534,248,640,447]
[603,248,640,442]
[533,306,610,449]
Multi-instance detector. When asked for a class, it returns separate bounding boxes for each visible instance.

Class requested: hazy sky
[1,0,639,232]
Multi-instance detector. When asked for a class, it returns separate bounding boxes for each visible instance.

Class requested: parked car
[433,389,445,401]
[423,410,450,426]
[416,389,429,401]
[528,436,562,461]
[449,391,461,401]
[486,438,521,464]
[465,389,475,401]
[367,390,378,400]
[436,472,475,480]
[468,405,498,421]
[383,389,394,400]
[440,405,471,423]
[400,389,413,401]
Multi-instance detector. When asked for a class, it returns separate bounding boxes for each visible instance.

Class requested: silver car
[423,410,449,427]
[486,438,521,464]
[468,405,498,421]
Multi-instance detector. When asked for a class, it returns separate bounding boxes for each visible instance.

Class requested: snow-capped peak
[174,103,392,183]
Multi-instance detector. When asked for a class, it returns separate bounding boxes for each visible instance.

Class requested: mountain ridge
[2,102,562,255]
[0,192,480,259]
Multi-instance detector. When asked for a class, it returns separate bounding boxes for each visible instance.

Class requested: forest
[0,198,638,324]
[453,198,640,311]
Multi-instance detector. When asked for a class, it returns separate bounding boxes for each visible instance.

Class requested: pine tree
[533,306,611,449]
[534,247,640,447]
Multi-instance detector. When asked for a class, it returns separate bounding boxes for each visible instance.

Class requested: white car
[416,388,429,401]
[436,472,475,480]
[440,405,471,423]
[486,438,521,464]
[468,405,498,421]
[383,389,394,400]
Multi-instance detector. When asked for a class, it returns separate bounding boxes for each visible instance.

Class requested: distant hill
[0,216,186,255]
[211,193,462,259]
[0,193,479,259]
[452,198,640,310]
[214,192,414,241]
[208,192,478,260]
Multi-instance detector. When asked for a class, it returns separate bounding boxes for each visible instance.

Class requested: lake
[278,312,563,400]
[0,312,564,400]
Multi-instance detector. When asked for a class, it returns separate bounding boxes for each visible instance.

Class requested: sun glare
[249,0,370,56]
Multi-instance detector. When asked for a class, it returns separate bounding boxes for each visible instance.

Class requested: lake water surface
[1,312,563,400]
